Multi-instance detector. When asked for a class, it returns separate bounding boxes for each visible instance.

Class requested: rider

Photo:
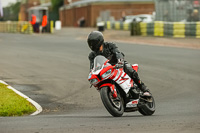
[87,31,151,96]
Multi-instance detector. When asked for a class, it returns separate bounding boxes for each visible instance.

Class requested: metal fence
[155,0,200,22]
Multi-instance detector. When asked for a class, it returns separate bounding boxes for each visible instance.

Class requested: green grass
[0,83,36,116]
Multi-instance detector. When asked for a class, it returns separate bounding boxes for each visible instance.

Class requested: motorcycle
[88,55,155,117]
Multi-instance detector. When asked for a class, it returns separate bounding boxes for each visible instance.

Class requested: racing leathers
[88,42,148,93]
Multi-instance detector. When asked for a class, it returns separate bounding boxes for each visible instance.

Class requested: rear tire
[100,87,124,117]
[138,96,155,116]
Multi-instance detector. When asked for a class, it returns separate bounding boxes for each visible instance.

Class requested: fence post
[50,21,54,33]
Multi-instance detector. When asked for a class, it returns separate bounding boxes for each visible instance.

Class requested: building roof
[28,6,48,11]
[60,0,154,10]
[28,2,51,11]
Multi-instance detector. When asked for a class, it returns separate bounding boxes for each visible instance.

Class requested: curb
[0,80,42,116]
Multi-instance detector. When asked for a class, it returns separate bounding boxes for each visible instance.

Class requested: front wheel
[100,86,124,117]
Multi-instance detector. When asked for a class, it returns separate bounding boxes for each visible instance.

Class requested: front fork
[99,83,117,98]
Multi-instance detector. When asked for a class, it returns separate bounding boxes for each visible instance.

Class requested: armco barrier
[0,21,33,34]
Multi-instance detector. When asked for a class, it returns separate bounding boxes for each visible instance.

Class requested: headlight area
[89,78,98,84]
[101,69,112,79]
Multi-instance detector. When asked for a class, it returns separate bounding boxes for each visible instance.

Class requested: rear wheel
[100,86,124,117]
[138,95,155,116]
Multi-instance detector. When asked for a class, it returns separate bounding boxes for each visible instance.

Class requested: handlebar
[113,64,124,69]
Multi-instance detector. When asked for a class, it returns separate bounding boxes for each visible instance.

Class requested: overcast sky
[1,0,17,7]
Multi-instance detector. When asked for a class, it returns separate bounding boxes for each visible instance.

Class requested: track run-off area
[0,28,200,133]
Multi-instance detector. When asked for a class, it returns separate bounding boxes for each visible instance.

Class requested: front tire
[100,86,124,117]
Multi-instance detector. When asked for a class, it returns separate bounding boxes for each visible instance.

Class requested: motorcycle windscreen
[93,55,109,72]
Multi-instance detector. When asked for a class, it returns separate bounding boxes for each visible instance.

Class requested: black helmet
[87,31,104,52]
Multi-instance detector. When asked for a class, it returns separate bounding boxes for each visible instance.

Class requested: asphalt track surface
[0,28,200,133]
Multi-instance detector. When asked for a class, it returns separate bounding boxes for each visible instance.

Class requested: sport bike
[88,55,155,117]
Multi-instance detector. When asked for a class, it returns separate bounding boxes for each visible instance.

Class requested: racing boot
[137,81,151,97]
[131,71,151,97]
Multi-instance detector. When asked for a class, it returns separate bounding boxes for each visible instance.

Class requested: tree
[50,0,64,20]
[51,0,64,12]
[3,1,21,21]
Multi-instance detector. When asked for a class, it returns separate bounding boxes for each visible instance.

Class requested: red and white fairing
[88,55,140,108]
[88,55,138,95]
[113,69,132,93]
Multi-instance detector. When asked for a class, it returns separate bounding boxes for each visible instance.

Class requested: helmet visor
[88,40,101,52]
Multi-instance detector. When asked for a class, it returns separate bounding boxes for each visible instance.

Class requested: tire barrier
[106,21,112,30]
[0,21,33,34]
[154,21,164,37]
[139,21,200,38]
[140,22,147,36]
[196,22,200,38]
[104,21,200,38]
[173,22,185,38]
[105,21,130,31]
[114,22,121,30]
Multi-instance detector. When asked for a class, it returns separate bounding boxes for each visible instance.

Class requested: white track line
[0,80,42,115]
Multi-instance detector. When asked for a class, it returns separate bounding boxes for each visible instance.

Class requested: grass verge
[0,83,36,116]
